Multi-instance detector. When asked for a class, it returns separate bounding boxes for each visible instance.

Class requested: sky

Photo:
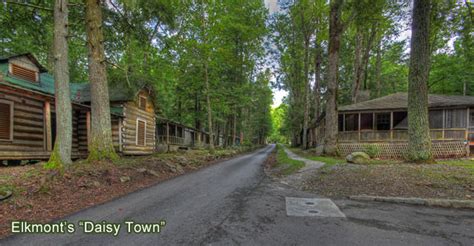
[264,0,287,108]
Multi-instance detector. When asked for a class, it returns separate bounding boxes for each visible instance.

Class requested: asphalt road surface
[2,145,473,245]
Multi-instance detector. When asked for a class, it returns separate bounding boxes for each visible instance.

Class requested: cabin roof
[0,53,48,72]
[73,81,156,103]
[339,92,474,112]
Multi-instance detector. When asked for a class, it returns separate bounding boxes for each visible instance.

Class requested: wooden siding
[116,90,156,155]
[0,88,88,160]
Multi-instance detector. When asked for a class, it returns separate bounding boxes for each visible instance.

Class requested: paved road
[2,145,473,245]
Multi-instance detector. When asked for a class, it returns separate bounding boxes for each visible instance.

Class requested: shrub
[364,144,380,158]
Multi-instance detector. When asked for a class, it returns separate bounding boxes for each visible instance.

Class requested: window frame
[136,118,147,146]
[138,95,147,110]
[0,99,14,141]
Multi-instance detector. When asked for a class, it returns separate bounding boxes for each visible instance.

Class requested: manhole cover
[285,197,346,217]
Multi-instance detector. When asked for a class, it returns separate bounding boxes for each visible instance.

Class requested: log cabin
[74,83,157,155]
[310,93,474,158]
[156,117,232,152]
[0,54,90,163]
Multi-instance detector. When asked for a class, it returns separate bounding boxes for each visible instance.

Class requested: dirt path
[279,147,325,188]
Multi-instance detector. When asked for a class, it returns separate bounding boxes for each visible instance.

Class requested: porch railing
[157,135,185,145]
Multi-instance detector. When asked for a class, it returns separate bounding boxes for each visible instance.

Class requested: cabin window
[177,126,183,138]
[338,114,344,131]
[393,112,408,129]
[344,114,359,131]
[429,110,443,129]
[136,119,146,146]
[360,113,373,130]
[375,113,390,130]
[138,96,147,110]
[0,101,13,141]
[10,64,38,82]
[445,109,467,128]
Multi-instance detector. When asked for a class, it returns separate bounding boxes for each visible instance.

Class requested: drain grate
[285,197,346,217]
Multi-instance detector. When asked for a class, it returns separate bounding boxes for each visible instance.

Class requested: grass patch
[437,159,474,175]
[276,145,304,175]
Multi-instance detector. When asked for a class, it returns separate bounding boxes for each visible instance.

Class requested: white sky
[264,0,287,108]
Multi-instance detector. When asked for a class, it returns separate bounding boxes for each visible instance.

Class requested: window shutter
[0,102,12,140]
[11,64,37,82]
[139,96,147,110]
[137,120,146,146]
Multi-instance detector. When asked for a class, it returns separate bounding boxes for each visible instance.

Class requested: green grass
[437,159,474,174]
[276,145,305,175]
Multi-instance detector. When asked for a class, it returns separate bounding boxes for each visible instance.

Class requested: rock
[314,145,324,156]
[176,156,188,165]
[136,168,147,173]
[146,169,160,177]
[92,181,101,187]
[175,164,184,174]
[120,176,131,183]
[0,190,12,201]
[346,152,370,164]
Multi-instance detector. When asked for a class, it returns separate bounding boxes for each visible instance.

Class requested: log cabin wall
[0,87,89,160]
[111,116,122,152]
[119,90,156,155]
[0,87,47,160]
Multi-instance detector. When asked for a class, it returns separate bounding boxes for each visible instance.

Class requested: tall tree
[324,0,344,155]
[85,0,118,161]
[407,0,433,162]
[46,0,72,169]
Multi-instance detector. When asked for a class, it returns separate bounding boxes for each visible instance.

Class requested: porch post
[44,101,52,151]
[166,122,170,144]
[390,111,393,141]
[86,111,91,150]
[442,109,445,139]
[358,113,361,142]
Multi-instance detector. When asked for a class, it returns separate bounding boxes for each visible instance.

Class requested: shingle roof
[0,53,48,72]
[72,82,141,103]
[339,92,474,112]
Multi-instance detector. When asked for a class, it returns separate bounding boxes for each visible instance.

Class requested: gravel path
[280,147,325,188]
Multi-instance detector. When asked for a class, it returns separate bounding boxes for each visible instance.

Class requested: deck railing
[338,128,466,143]
[157,135,185,145]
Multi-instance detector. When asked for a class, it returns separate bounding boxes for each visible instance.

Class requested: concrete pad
[286,197,346,218]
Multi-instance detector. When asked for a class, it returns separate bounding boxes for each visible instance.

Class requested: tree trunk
[324,0,343,156]
[46,0,72,169]
[232,112,237,146]
[375,39,382,98]
[204,60,215,151]
[351,30,363,103]
[302,38,310,150]
[407,0,432,162]
[85,0,118,161]
[314,42,322,120]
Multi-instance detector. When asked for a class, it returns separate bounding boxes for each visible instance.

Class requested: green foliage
[269,104,288,143]
[363,144,381,158]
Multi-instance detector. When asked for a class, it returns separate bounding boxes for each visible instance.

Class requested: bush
[364,144,380,158]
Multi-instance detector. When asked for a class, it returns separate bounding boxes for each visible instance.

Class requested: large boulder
[346,152,370,164]
[313,145,324,156]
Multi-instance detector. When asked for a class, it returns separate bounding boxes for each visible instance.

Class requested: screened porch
[338,108,470,143]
